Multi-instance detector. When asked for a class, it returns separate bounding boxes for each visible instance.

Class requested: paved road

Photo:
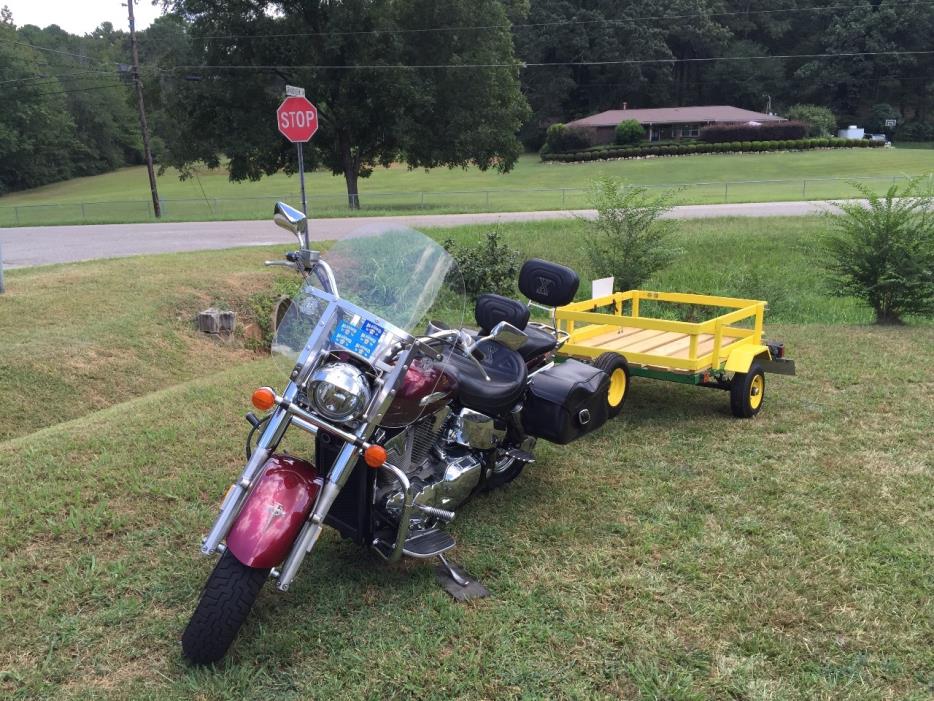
[0,200,837,269]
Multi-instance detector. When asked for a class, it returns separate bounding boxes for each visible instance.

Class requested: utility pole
[126,0,161,218]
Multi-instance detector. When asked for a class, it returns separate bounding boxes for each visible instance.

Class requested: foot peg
[435,553,490,601]
[505,447,535,463]
[415,503,455,522]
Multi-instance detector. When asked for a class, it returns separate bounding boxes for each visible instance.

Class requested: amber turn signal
[364,445,387,468]
[251,387,277,412]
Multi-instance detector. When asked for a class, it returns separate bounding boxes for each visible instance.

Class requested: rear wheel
[181,549,270,665]
[483,448,528,491]
[730,363,766,418]
[593,352,630,418]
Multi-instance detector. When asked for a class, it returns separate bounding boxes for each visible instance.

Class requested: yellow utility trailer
[555,290,796,418]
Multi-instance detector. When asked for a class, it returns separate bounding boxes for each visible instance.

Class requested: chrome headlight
[308,362,371,423]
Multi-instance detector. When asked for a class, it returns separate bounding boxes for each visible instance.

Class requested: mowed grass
[1,147,932,226]
[0,247,300,441]
[0,215,872,441]
[1,216,932,698]
[440,216,874,325]
[0,324,931,699]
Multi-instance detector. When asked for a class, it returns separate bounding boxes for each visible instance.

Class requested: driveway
[0,200,836,270]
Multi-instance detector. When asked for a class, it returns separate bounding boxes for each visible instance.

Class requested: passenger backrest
[475,293,530,334]
[518,259,580,308]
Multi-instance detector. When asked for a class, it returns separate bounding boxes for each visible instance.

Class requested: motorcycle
[181,202,629,664]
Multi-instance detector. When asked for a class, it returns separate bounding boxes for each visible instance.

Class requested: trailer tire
[730,363,765,418]
[594,352,630,419]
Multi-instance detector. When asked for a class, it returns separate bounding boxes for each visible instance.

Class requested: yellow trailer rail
[555,290,795,417]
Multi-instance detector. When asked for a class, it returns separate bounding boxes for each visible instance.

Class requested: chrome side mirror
[487,321,528,351]
[273,201,309,249]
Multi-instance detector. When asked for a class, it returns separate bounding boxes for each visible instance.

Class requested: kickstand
[435,554,490,601]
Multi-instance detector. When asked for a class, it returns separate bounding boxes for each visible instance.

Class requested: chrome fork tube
[201,383,298,555]
[276,441,359,591]
[274,343,416,590]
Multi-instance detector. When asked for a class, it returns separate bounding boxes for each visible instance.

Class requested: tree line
[1,1,931,200]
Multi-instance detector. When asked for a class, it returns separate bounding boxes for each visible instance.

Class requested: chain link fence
[1,175,928,228]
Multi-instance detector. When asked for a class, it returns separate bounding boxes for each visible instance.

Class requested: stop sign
[277,96,318,142]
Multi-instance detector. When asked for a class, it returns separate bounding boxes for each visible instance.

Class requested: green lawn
[0,247,296,442]
[0,216,871,441]
[1,217,932,698]
[1,147,932,226]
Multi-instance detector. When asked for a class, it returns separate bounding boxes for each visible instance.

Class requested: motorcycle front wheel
[181,549,270,665]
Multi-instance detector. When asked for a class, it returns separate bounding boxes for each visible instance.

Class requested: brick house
[564,105,786,144]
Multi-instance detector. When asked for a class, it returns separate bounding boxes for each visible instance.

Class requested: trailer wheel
[730,363,765,418]
[594,352,630,418]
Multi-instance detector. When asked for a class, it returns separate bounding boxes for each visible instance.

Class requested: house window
[680,125,700,138]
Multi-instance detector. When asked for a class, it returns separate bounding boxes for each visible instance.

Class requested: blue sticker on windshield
[331,319,385,359]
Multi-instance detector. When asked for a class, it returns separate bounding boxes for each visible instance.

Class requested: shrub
[583,177,681,291]
[615,119,645,146]
[699,121,808,143]
[785,104,837,137]
[545,123,592,153]
[443,229,521,298]
[821,178,934,324]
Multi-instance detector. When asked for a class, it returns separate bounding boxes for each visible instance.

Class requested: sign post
[277,89,319,214]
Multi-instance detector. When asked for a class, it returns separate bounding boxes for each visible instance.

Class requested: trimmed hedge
[699,121,808,142]
[544,123,593,153]
[540,138,885,162]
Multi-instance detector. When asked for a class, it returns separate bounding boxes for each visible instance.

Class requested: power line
[160,50,934,73]
[0,69,118,86]
[192,1,934,40]
[0,37,118,66]
[28,83,128,98]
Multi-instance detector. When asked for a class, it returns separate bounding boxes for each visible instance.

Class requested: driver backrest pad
[475,293,530,334]
[519,258,580,308]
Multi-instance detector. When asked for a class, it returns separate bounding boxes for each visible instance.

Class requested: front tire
[181,549,270,665]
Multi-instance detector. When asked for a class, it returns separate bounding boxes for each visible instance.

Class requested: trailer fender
[724,345,770,374]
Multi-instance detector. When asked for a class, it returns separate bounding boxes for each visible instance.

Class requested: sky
[6,0,161,35]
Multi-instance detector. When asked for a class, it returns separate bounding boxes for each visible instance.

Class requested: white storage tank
[838,125,865,140]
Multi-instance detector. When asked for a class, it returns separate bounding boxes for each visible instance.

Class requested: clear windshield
[272,225,466,372]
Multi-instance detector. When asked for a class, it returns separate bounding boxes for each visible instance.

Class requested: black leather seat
[518,325,558,361]
[448,340,528,416]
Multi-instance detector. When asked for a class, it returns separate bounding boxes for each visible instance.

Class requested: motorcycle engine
[377,406,502,527]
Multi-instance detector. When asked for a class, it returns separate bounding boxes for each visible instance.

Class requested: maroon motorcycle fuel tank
[226,454,323,569]
[380,356,458,426]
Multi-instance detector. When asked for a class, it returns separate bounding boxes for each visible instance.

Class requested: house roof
[566,106,786,127]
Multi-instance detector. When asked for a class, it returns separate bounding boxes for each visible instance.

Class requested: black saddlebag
[522,359,610,445]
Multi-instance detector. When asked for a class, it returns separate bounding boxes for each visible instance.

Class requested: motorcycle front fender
[225,454,323,569]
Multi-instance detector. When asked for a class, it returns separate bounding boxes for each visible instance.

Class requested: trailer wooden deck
[573,326,743,361]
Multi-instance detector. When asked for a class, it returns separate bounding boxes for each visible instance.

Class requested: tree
[867,103,900,136]
[583,177,680,292]
[822,179,934,324]
[785,104,837,137]
[0,24,82,193]
[614,119,643,145]
[163,0,529,209]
